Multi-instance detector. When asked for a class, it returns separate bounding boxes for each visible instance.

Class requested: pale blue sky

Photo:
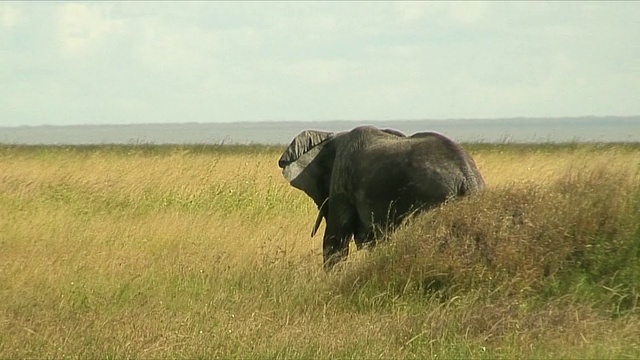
[1,1,639,126]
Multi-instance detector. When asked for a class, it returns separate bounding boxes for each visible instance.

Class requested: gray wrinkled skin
[278,125,485,270]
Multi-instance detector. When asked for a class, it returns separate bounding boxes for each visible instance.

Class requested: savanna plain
[1,142,640,359]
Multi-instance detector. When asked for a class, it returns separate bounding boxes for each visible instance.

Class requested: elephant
[278,125,485,270]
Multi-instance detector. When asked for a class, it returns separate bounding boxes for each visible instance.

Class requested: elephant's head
[278,127,406,238]
[278,130,336,236]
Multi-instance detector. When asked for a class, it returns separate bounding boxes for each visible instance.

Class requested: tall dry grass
[1,143,639,358]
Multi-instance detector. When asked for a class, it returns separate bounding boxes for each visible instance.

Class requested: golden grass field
[1,143,639,358]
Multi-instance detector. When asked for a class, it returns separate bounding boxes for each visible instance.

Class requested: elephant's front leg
[322,196,356,271]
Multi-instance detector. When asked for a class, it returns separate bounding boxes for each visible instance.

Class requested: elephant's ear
[278,130,334,210]
[278,130,333,170]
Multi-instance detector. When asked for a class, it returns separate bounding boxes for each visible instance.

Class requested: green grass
[1,143,640,358]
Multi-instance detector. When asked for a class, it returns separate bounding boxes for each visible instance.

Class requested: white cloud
[393,2,489,25]
[394,2,436,23]
[1,2,639,126]
[0,4,21,28]
[132,19,212,71]
[446,2,489,25]
[56,3,124,56]
[288,59,353,85]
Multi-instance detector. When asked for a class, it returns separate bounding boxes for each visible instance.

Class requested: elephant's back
[349,127,484,201]
[407,133,485,194]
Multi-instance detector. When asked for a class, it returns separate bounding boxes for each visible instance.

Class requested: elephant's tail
[458,171,486,197]
[458,152,486,197]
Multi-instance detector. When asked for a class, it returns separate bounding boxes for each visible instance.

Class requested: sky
[1,1,639,127]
